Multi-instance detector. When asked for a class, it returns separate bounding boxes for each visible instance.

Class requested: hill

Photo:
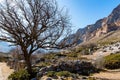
[0,52,11,62]
[66,4,120,45]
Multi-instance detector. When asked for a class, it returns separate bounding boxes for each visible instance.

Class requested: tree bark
[25,55,32,75]
[22,47,32,76]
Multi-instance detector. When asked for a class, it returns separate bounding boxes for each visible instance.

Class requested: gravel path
[0,62,14,80]
[0,66,4,80]
[82,50,120,80]
[91,71,120,80]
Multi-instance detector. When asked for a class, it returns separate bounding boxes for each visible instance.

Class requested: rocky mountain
[68,4,120,44]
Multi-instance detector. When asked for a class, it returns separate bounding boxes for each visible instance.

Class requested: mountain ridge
[68,4,120,44]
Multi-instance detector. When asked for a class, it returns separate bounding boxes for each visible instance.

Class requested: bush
[47,71,56,77]
[55,53,66,57]
[43,53,58,59]
[8,69,30,80]
[75,43,97,55]
[47,71,73,77]
[104,53,120,69]
[67,53,78,58]
[37,62,51,67]
[56,71,72,77]
[0,57,8,62]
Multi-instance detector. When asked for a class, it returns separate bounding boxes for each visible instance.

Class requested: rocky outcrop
[36,61,99,79]
[66,4,120,44]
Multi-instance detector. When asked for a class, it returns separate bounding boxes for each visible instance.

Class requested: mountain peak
[114,4,120,10]
[107,4,120,24]
[111,4,120,14]
[63,4,120,45]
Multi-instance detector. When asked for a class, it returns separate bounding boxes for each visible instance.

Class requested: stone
[37,72,43,78]
[31,78,37,80]
[47,65,54,71]
[39,67,47,72]
[36,67,40,72]
[46,78,52,80]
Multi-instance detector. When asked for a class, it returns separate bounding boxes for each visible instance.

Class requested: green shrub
[47,71,56,77]
[104,53,120,69]
[88,77,96,80]
[43,53,57,59]
[0,57,8,62]
[56,71,72,77]
[55,53,66,57]
[67,53,78,58]
[75,43,97,55]
[37,62,51,67]
[47,71,73,77]
[8,69,30,80]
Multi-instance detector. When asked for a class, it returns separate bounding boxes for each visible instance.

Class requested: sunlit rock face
[65,4,120,44]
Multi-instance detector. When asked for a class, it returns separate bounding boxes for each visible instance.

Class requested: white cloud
[0,0,3,3]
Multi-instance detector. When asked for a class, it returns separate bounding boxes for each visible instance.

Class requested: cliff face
[68,4,120,44]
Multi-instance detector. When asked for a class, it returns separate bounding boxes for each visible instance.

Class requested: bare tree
[0,0,73,76]
[10,46,23,60]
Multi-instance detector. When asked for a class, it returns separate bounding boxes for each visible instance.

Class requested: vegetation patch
[0,57,9,62]
[8,69,30,80]
[104,53,120,69]
[47,71,73,77]
[56,71,72,77]
[75,43,97,55]
[66,53,78,58]
[47,71,56,77]
[37,62,52,67]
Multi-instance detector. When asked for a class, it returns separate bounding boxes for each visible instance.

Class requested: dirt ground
[91,69,120,80]
[0,62,120,80]
[82,51,120,80]
[0,62,14,80]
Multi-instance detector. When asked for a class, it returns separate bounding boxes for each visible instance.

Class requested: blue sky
[57,0,120,31]
[0,0,120,52]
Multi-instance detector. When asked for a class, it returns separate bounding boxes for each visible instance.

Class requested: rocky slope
[68,4,120,44]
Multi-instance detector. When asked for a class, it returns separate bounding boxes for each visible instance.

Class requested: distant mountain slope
[0,52,10,57]
[82,30,120,46]
[67,4,120,45]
